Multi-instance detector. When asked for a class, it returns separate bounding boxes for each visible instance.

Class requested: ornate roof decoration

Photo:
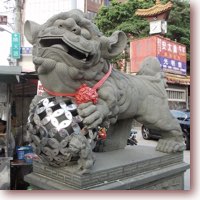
[135,0,173,18]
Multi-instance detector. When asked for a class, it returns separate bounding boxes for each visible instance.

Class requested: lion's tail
[136,56,167,88]
[136,56,161,76]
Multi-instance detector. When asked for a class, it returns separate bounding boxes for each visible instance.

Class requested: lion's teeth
[51,44,69,52]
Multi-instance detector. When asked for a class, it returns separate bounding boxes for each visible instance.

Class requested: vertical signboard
[11,32,21,59]
[156,37,187,75]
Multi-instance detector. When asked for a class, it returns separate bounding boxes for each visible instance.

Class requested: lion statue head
[24,9,127,94]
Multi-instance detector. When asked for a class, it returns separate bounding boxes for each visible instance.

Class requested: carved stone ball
[26,96,97,167]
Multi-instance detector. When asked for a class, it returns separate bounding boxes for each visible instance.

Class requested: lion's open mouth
[40,38,93,62]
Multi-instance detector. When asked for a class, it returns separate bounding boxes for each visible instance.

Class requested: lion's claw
[156,139,186,153]
[78,103,103,128]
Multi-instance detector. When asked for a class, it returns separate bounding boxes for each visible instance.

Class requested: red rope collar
[43,65,112,105]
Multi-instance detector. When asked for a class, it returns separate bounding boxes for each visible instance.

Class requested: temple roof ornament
[135,0,173,20]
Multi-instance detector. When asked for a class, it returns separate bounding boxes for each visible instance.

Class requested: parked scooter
[127,129,138,145]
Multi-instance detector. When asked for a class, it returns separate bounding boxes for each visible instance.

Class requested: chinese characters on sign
[156,37,187,75]
[11,33,21,59]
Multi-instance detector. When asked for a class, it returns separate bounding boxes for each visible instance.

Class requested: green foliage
[95,0,153,37]
[166,0,190,61]
[95,0,190,63]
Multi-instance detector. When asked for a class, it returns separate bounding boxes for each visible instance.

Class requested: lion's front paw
[156,139,186,153]
[78,102,103,129]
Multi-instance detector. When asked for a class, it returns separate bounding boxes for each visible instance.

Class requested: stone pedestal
[24,146,189,190]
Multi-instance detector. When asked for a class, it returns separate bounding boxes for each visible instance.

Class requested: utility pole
[14,0,24,65]
[84,0,87,13]
[15,0,22,36]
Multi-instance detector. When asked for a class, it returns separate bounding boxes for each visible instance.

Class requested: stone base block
[24,146,189,190]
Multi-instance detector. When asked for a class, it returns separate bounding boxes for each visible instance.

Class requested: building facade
[86,0,104,19]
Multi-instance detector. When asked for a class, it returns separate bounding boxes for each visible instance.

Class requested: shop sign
[130,35,187,75]
[21,47,32,55]
[156,37,187,75]
[157,56,186,75]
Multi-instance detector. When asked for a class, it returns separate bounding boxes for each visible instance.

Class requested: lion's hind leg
[154,116,186,153]
[136,97,186,153]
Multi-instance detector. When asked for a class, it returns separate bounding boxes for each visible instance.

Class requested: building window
[166,88,186,102]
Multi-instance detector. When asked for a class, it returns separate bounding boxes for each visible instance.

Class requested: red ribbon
[43,65,112,105]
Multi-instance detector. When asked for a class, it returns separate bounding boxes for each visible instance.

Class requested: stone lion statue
[24,9,185,169]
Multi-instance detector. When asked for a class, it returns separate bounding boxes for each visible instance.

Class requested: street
[134,127,190,190]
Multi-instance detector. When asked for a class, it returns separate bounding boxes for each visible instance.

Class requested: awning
[165,73,190,85]
[15,73,38,97]
[0,65,22,83]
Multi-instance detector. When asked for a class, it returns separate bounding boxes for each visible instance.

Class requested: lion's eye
[54,19,64,28]
[81,28,91,40]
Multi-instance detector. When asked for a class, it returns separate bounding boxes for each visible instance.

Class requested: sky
[0,29,12,66]
[0,0,84,67]
[0,1,13,66]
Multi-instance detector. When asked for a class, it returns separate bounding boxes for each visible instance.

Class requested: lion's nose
[71,25,81,35]
[56,18,81,35]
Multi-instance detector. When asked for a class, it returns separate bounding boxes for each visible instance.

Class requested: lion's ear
[100,31,127,59]
[24,20,41,44]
